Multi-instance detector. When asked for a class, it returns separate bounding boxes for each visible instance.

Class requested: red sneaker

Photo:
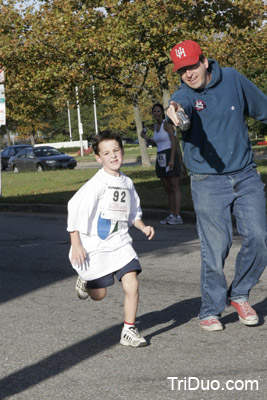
[231,301,259,325]
[200,318,223,331]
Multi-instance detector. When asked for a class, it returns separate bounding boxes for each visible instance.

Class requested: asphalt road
[75,156,156,169]
[0,211,266,400]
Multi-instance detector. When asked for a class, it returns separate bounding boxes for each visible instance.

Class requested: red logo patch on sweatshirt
[195,100,206,111]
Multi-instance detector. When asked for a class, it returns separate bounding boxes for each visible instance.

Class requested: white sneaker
[168,215,183,225]
[160,215,172,224]
[75,276,89,300]
[120,326,147,347]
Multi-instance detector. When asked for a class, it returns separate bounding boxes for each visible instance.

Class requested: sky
[15,0,40,11]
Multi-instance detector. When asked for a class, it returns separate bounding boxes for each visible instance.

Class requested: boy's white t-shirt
[67,168,142,281]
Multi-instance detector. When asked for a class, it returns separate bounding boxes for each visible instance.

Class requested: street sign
[0,67,5,197]
[0,67,4,84]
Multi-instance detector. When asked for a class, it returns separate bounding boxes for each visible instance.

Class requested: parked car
[8,146,77,173]
[134,139,152,148]
[1,145,31,170]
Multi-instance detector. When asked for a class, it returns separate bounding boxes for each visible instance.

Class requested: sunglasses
[177,61,201,75]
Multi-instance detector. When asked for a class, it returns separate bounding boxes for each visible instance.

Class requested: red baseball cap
[170,40,203,72]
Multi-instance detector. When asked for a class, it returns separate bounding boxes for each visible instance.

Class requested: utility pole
[0,66,6,197]
[67,101,72,142]
[75,86,84,157]
[92,83,98,135]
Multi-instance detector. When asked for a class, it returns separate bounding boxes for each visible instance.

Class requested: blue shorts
[85,258,142,289]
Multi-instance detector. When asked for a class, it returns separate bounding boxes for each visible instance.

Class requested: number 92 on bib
[101,186,131,221]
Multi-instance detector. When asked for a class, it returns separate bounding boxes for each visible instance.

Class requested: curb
[0,203,196,223]
[142,208,196,224]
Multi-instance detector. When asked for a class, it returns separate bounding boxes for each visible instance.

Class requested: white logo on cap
[175,47,186,59]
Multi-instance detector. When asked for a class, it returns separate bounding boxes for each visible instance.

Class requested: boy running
[67,131,155,347]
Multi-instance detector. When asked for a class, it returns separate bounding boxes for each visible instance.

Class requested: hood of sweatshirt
[170,60,259,174]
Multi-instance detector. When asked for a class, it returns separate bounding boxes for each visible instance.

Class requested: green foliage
[247,119,267,139]
[42,103,99,141]
[0,0,266,139]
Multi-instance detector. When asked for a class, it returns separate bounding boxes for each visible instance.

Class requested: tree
[0,1,56,142]
[0,0,265,147]
[90,0,266,170]
[0,0,105,139]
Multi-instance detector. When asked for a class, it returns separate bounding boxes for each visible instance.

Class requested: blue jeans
[191,167,267,320]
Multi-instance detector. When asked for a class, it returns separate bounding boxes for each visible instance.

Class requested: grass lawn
[0,164,192,211]
[1,158,267,213]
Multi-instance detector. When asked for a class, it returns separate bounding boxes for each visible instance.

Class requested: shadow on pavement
[1,295,266,399]
[0,212,198,305]
[0,297,201,399]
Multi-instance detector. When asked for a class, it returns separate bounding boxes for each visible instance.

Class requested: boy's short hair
[92,130,123,155]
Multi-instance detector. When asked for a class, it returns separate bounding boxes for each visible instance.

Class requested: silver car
[8,146,77,173]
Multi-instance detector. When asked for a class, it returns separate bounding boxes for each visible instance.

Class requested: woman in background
[141,103,183,225]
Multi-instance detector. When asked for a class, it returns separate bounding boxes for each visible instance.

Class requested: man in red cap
[167,40,267,332]
[170,40,210,90]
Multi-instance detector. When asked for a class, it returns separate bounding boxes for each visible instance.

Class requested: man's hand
[166,101,185,127]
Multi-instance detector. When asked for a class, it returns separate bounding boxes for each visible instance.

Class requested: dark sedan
[8,146,77,173]
[1,145,31,170]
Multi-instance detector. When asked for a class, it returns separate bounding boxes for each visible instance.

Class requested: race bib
[157,153,166,167]
[101,185,130,221]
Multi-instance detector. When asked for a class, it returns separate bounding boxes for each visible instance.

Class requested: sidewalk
[0,211,266,399]
[75,155,157,169]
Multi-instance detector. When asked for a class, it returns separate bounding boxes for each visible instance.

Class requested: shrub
[257,140,267,146]
[77,147,93,156]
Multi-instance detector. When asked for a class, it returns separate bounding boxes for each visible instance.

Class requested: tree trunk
[7,130,11,146]
[30,128,35,146]
[154,60,171,110]
[154,61,188,181]
[176,137,189,182]
[132,94,151,167]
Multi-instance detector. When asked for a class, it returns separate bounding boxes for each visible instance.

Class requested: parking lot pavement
[0,211,266,400]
